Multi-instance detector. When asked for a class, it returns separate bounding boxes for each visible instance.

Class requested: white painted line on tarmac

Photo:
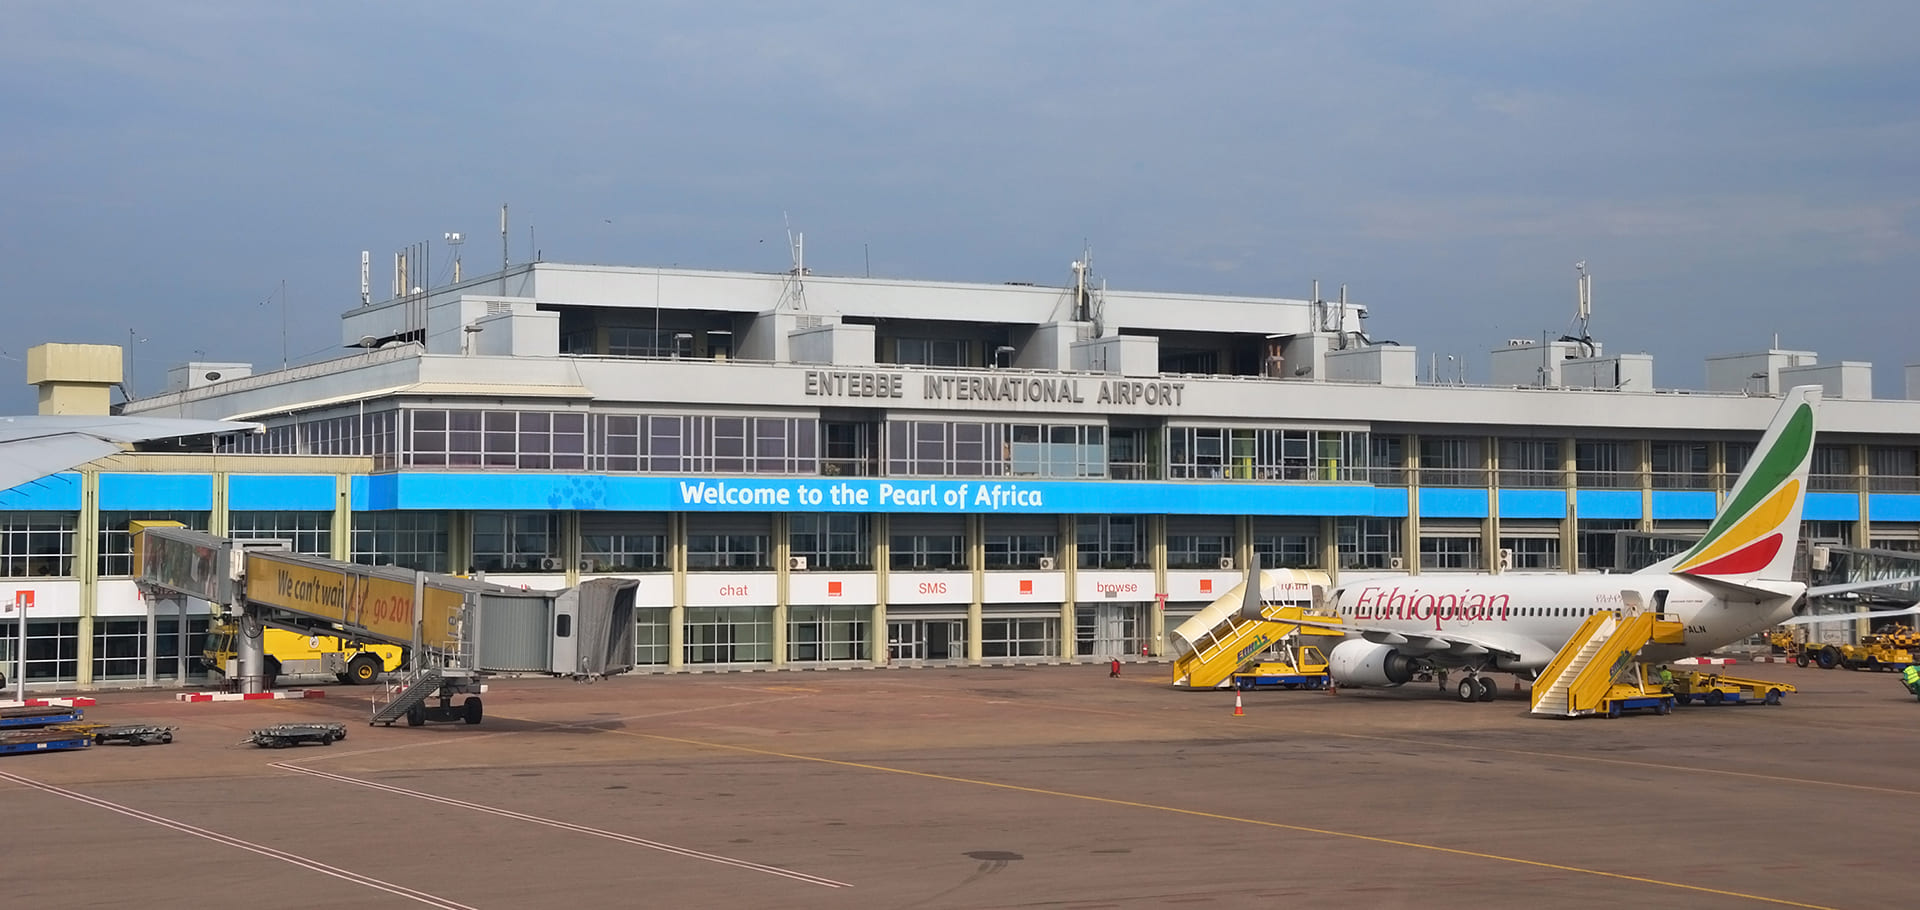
[273,762,851,889]
[0,769,479,910]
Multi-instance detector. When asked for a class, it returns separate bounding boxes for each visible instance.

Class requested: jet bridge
[134,527,637,725]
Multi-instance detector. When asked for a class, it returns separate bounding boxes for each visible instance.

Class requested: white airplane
[0,414,258,491]
[1273,385,1920,702]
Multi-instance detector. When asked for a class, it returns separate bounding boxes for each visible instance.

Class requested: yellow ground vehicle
[1669,670,1794,706]
[1231,644,1331,690]
[1796,624,1920,671]
[203,622,403,688]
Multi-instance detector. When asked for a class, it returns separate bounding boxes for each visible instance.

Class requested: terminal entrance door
[1078,603,1140,658]
[888,619,964,661]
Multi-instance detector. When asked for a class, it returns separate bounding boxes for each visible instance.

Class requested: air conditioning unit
[579,559,597,573]
[1496,548,1514,572]
[538,557,563,572]
[1387,556,1405,571]
[788,555,809,571]
[1218,557,1235,570]
[1810,545,1831,571]
[1037,556,1057,571]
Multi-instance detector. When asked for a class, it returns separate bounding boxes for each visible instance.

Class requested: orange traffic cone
[1233,690,1244,716]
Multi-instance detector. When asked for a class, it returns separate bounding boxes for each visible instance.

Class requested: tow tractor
[1231,643,1331,690]
[1790,624,1920,671]
[1670,670,1794,706]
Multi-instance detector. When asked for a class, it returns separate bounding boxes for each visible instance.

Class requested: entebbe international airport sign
[802,369,1187,408]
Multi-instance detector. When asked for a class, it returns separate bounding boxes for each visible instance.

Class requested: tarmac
[1,662,1913,909]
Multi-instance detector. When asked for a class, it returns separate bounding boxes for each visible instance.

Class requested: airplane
[1265,384,1920,702]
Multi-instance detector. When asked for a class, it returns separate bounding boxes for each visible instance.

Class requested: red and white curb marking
[176,689,327,703]
[0,697,96,708]
[1676,657,1737,666]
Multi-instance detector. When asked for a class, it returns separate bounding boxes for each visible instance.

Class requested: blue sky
[3,1,1916,409]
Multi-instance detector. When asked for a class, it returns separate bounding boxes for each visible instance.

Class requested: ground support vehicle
[0,705,94,755]
[245,722,348,749]
[204,622,402,689]
[0,729,93,755]
[1670,671,1794,706]
[1231,645,1331,690]
[0,706,84,729]
[80,724,177,746]
[1597,681,1675,718]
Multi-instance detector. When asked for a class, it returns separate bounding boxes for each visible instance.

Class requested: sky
[3,1,1917,410]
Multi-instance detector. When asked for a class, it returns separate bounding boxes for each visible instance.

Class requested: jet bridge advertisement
[242,552,463,649]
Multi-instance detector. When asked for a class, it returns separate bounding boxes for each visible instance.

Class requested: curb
[175,689,327,703]
[1676,657,1737,666]
[0,697,97,708]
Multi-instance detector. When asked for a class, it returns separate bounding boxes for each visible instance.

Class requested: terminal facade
[8,260,1920,688]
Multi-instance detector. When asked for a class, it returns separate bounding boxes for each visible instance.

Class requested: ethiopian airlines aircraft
[1278,385,1916,702]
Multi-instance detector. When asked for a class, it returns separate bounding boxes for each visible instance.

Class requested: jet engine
[1328,640,1419,688]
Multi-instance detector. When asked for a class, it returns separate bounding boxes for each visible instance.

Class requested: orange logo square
[1019,579,1034,595]
[827,581,843,597]
[1199,579,1213,595]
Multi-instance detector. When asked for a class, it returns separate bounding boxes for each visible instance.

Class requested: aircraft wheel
[1475,677,1498,701]
[1456,678,1479,702]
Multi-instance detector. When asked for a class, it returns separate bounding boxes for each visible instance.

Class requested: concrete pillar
[1149,514,1167,658]
[967,514,984,665]
[1561,436,1579,574]
[1484,435,1499,573]
[331,475,353,561]
[1404,433,1421,574]
[75,471,101,689]
[873,513,890,666]
[668,512,685,670]
[771,513,789,666]
[1060,514,1076,662]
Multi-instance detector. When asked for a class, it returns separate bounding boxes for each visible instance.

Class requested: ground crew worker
[1901,663,1920,692]
[1110,658,1122,678]
[1658,665,1675,692]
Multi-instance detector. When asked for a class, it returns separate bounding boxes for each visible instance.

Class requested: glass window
[891,534,966,570]
[1650,442,1711,489]
[471,512,561,572]
[788,605,868,662]
[350,512,450,573]
[1077,516,1147,569]
[790,514,872,570]
[1167,534,1232,570]
[1498,439,1561,488]
[634,609,672,665]
[1252,519,1320,569]
[1576,519,1637,571]
[99,512,209,577]
[685,606,773,663]
[980,617,1059,658]
[1576,441,1635,489]
[1419,535,1483,572]
[1337,518,1403,570]
[1499,536,1561,571]
[687,533,770,570]
[227,511,331,557]
[581,513,667,573]
[1419,437,1485,487]
[0,511,76,578]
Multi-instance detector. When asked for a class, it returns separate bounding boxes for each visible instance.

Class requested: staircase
[1529,613,1616,716]
[370,667,444,726]
[1171,604,1341,689]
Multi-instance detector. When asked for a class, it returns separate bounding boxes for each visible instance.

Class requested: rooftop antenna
[445,232,464,283]
[778,212,808,312]
[1574,261,1593,339]
[499,203,509,294]
[359,251,371,307]
[1070,244,1092,322]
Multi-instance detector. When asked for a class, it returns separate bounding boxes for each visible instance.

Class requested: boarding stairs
[371,667,444,726]
[1172,602,1341,689]
[1530,610,1684,717]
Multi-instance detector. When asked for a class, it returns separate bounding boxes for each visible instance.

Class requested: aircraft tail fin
[1638,385,1820,587]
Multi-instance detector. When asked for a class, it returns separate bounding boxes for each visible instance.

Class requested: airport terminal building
[9,259,1920,688]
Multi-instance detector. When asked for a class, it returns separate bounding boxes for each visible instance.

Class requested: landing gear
[1456,677,1479,702]
[1475,676,1498,701]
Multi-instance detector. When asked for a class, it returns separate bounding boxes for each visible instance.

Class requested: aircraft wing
[1807,576,1920,598]
[1781,605,1920,626]
[0,415,259,491]
[1276,614,1526,660]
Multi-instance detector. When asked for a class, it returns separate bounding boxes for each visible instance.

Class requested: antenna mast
[779,213,808,312]
[1574,260,1593,340]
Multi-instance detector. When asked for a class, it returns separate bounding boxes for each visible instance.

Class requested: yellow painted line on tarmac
[612,727,1836,910]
